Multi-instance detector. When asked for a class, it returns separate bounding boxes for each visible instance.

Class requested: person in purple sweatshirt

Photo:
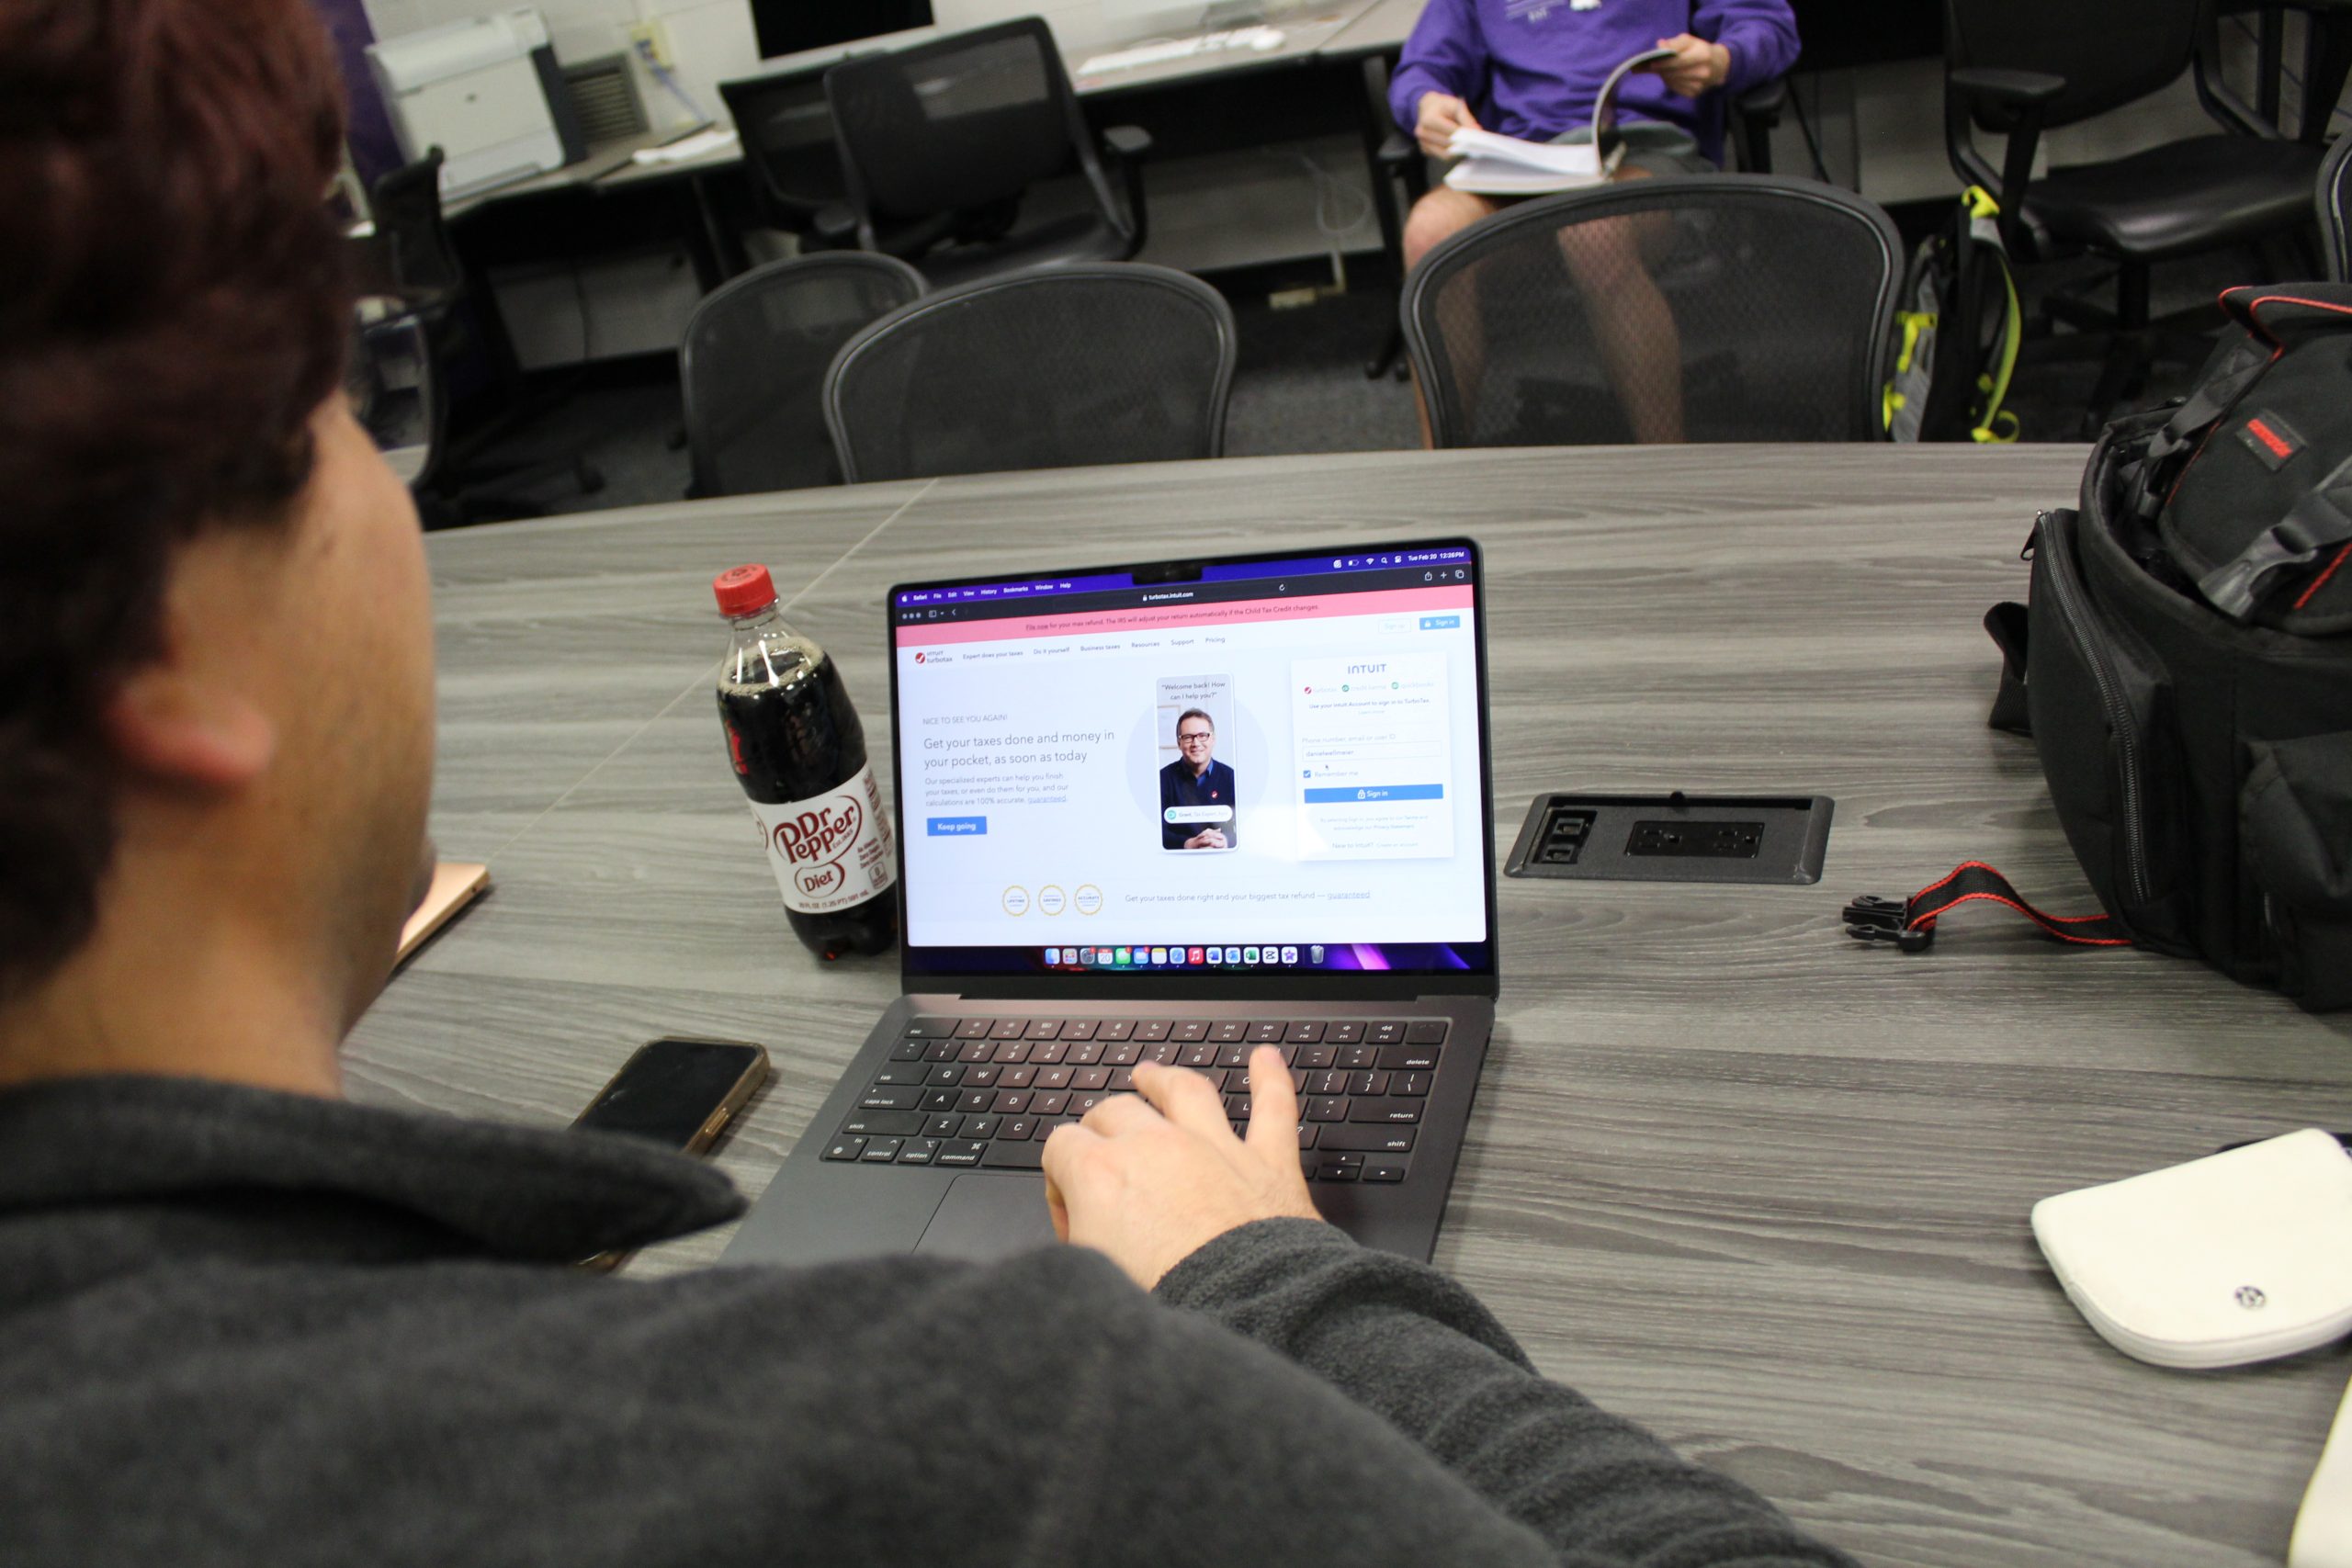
[1392,0,1799,442]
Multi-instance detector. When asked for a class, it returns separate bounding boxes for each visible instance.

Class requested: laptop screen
[887,540,1496,981]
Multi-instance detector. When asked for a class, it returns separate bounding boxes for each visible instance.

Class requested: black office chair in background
[369,150,603,525]
[823,263,1237,482]
[2322,131,2352,282]
[1943,0,2347,413]
[680,253,926,496]
[719,65,958,261]
[822,17,1153,289]
[1400,175,1901,447]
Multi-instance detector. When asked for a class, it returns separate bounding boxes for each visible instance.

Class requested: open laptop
[719,538,1499,1266]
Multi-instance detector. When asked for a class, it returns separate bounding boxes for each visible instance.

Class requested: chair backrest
[370,149,464,301]
[1944,0,2202,130]
[718,66,851,234]
[680,253,927,496]
[823,263,1237,483]
[2324,133,2352,282]
[823,18,1116,236]
[1401,175,1903,448]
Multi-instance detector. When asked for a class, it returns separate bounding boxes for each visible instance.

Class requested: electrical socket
[1626,820,1763,859]
[625,20,672,69]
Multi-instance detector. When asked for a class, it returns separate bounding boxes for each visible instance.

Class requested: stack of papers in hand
[1439,44,1677,196]
[1442,129,1607,195]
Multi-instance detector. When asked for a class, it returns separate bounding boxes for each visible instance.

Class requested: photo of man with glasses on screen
[1159,708,1237,851]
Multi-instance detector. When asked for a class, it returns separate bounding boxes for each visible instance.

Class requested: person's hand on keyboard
[1042,1046,1320,1289]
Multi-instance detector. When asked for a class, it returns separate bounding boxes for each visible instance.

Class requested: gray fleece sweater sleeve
[1152,1217,1853,1567]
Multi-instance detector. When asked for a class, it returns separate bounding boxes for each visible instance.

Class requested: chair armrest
[1945,70,2059,254]
[813,203,858,246]
[1097,125,1151,254]
[1734,76,1787,123]
[1728,75,1786,172]
[1102,124,1153,160]
[1949,67,2065,107]
[1376,129,1433,201]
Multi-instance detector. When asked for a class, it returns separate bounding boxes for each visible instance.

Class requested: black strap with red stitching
[1843,862,2132,954]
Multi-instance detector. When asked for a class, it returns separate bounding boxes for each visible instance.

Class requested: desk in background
[451,3,1400,361]
[356,444,2352,1568]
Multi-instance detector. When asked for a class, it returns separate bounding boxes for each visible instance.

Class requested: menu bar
[893,547,1475,610]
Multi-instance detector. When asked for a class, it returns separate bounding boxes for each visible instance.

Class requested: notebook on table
[719,539,1501,1266]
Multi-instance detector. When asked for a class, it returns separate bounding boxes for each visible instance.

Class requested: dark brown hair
[0,0,352,998]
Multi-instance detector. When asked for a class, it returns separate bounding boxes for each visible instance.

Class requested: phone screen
[575,1040,766,1149]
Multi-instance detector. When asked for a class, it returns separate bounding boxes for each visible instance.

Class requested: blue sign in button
[1419,615,1461,630]
[927,816,988,836]
[1303,784,1446,804]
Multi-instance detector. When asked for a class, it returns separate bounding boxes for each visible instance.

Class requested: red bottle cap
[713,563,777,618]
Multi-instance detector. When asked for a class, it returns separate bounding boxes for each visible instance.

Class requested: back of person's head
[0,0,353,1002]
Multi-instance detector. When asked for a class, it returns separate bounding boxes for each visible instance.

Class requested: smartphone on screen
[573,1038,770,1156]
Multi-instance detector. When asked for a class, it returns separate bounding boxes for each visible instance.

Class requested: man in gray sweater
[0,3,1854,1564]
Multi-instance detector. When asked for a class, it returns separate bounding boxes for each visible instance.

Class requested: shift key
[840,1110,922,1137]
[1317,1124,1416,1153]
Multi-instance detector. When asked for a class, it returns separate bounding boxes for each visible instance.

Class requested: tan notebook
[396,862,489,964]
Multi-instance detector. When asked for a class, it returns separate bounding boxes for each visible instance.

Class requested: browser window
[889,545,1489,976]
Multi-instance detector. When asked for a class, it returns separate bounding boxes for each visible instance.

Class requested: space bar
[981,1141,1046,1170]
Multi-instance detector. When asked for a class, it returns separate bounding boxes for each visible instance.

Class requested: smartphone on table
[574,1038,769,1267]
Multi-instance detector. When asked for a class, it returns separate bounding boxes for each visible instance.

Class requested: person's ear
[100,660,276,789]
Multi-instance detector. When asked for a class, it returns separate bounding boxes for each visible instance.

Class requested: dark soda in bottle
[713,564,898,960]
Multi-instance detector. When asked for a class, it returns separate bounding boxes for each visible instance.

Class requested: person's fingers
[1131,1060,1234,1140]
[1242,1045,1300,1160]
[1043,1168,1072,1243]
[1040,1120,1110,1205]
[1080,1090,1160,1139]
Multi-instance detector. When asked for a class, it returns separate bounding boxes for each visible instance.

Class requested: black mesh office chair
[1400,175,1901,447]
[823,264,1236,483]
[369,150,602,524]
[1367,75,1791,379]
[822,18,1152,289]
[680,253,926,495]
[718,65,956,259]
[2323,132,2352,283]
[1943,0,2345,399]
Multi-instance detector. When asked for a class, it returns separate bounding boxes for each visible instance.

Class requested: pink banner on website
[894,584,1473,649]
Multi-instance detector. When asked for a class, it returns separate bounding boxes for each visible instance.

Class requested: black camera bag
[1849,284,2352,1010]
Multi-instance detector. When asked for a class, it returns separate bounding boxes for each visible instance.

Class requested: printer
[367,9,587,200]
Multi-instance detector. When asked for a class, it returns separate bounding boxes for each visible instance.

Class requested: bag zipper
[2034,508,2155,909]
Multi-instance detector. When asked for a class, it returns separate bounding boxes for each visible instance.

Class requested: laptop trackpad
[913,1173,1058,1262]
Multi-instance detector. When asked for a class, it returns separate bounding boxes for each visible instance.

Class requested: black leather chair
[1399,175,1902,447]
[679,253,925,495]
[823,264,1236,482]
[1943,0,2346,408]
[2323,130,2352,283]
[821,18,1152,289]
[369,151,602,524]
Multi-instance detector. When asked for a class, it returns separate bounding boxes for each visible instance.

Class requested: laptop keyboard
[820,1015,1450,1184]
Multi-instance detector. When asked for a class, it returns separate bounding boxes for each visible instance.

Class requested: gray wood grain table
[349,445,2352,1568]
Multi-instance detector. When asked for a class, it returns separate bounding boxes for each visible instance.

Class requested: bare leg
[1403,187,1502,447]
[1557,164,1684,444]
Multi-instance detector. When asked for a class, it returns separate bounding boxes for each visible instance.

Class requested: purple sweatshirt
[1388,0,1800,166]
